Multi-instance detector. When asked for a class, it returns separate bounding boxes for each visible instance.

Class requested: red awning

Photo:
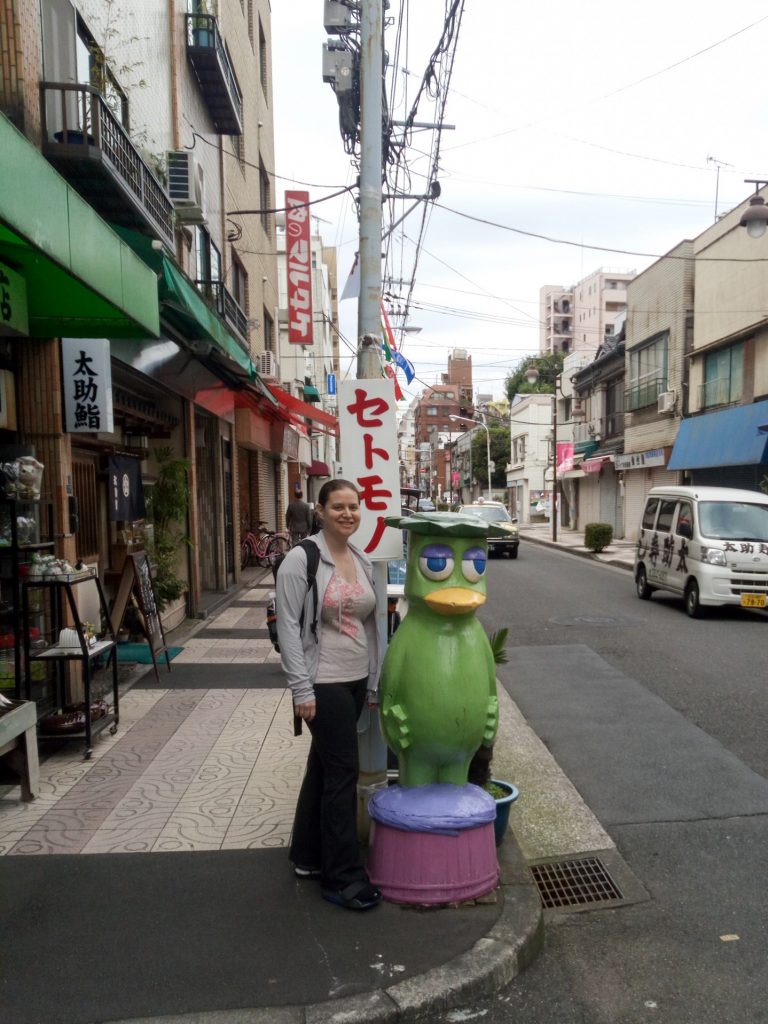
[267,385,338,430]
[307,459,330,477]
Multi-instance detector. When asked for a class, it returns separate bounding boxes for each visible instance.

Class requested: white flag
[340,252,360,301]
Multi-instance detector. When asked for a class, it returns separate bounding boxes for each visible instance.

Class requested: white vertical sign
[62,338,114,433]
[339,378,402,559]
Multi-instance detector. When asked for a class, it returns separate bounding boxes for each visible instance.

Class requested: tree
[471,423,510,490]
[505,352,564,403]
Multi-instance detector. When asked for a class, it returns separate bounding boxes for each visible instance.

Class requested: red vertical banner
[285,191,313,344]
[556,441,574,474]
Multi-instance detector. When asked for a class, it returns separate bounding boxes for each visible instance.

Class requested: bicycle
[240,521,290,570]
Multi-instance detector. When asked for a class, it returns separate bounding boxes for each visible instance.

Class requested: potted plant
[468,627,520,845]
[145,447,192,623]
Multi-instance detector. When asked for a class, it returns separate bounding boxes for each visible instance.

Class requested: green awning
[303,385,320,402]
[113,226,259,381]
[0,114,159,339]
[574,439,599,457]
[159,258,255,377]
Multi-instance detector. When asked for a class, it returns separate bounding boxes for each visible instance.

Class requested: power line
[433,201,768,262]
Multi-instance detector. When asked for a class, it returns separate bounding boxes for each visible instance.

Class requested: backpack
[266,539,321,654]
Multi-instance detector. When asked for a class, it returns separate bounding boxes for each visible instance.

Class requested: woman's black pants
[289,678,368,890]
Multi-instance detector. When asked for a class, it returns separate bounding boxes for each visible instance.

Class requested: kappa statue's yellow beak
[424,587,486,617]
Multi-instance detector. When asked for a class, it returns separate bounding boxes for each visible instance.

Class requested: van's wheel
[509,548,518,560]
[636,565,653,600]
[685,579,703,618]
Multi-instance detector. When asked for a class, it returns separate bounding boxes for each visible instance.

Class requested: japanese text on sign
[0,261,29,337]
[339,379,402,559]
[62,338,114,434]
[285,191,313,345]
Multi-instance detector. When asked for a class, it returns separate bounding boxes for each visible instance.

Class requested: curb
[109,833,544,1024]
[520,532,634,573]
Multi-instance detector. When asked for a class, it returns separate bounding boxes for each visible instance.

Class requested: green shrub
[584,522,613,552]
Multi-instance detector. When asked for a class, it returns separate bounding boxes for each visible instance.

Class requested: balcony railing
[40,82,175,250]
[625,369,666,412]
[699,376,737,409]
[185,14,243,135]
[194,280,249,349]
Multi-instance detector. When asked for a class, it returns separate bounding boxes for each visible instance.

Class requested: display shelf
[32,638,116,660]
[22,574,119,759]
[0,498,54,699]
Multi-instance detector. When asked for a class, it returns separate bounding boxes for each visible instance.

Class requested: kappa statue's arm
[483,694,499,746]
[483,641,499,746]
[379,638,411,753]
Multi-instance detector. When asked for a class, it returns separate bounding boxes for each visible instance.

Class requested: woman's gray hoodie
[275,532,383,705]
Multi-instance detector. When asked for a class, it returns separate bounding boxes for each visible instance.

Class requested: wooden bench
[0,700,39,801]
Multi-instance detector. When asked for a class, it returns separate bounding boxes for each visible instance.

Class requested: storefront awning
[268,385,338,430]
[112,226,263,383]
[158,258,255,377]
[302,385,321,402]
[0,114,159,338]
[307,459,330,476]
[668,400,768,470]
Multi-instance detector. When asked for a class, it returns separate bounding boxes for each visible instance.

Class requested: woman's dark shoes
[322,881,382,911]
[293,864,322,880]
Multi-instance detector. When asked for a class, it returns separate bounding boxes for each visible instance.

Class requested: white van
[634,486,768,617]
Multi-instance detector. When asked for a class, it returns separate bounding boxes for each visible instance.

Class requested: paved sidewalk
[0,568,545,1024]
[519,521,636,571]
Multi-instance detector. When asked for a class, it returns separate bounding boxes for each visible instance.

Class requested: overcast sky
[271,1,768,404]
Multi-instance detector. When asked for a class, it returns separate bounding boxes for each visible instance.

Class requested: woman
[276,479,383,911]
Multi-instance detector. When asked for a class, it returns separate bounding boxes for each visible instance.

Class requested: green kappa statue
[379,511,504,787]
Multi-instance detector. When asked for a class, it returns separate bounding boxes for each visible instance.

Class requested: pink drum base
[368,820,499,905]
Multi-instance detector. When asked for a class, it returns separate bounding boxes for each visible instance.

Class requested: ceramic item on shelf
[58,627,80,648]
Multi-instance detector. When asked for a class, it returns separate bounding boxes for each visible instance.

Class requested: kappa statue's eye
[419,544,454,581]
[462,547,487,583]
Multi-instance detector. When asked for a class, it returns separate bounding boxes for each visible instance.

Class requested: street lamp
[740,180,768,239]
[449,413,492,502]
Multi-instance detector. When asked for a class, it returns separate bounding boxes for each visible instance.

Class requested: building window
[263,309,274,352]
[231,254,248,316]
[702,341,743,408]
[259,161,271,235]
[627,332,668,411]
[604,379,624,437]
[194,228,221,303]
[232,134,245,171]
[247,1,254,48]
[427,406,438,416]
[259,19,268,98]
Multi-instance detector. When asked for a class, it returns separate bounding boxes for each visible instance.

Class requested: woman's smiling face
[318,487,361,540]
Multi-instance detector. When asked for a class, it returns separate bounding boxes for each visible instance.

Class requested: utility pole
[356,0,388,782]
[356,0,383,375]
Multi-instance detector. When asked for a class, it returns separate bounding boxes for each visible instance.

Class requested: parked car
[634,485,768,617]
[457,500,519,558]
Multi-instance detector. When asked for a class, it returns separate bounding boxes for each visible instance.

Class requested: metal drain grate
[531,856,624,909]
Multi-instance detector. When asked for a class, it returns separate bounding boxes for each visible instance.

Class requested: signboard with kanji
[62,338,114,434]
[338,378,402,560]
[0,260,29,337]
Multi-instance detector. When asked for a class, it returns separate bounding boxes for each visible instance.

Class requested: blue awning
[668,400,768,470]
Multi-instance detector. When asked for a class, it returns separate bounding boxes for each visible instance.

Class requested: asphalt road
[430,542,768,1024]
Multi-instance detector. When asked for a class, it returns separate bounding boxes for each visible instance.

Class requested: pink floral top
[315,563,376,684]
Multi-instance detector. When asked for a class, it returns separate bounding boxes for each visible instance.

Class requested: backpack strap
[296,539,320,643]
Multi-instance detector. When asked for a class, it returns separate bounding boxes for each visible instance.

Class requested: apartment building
[540,268,635,358]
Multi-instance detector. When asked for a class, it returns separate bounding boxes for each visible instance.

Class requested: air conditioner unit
[167,150,207,224]
[257,351,280,381]
[657,391,675,415]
